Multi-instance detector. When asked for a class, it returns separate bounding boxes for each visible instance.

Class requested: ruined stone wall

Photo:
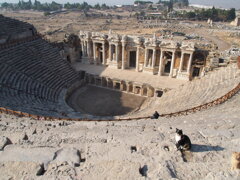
[79,31,216,80]
[64,47,80,63]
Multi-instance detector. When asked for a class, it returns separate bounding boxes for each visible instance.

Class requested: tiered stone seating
[152,63,240,114]
[0,15,35,37]
[0,36,80,117]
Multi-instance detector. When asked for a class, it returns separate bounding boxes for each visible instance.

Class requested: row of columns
[81,39,130,70]
[109,43,119,62]
[81,39,194,77]
[92,41,107,65]
[179,52,194,74]
[84,73,155,97]
[81,41,87,57]
[144,48,157,68]
[158,50,193,77]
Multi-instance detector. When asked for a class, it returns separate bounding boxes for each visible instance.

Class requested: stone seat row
[0,16,33,35]
[2,49,75,89]
[0,38,79,87]
[0,90,62,118]
[0,60,64,100]
[0,63,60,102]
[21,38,79,85]
[155,64,240,114]
[0,37,80,116]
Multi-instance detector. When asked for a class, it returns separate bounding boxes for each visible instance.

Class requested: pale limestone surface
[73,63,186,89]
[0,88,240,179]
[0,64,239,180]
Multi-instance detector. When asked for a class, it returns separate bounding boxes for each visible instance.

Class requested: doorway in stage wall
[192,67,200,77]
[100,52,103,63]
[164,60,171,73]
[129,51,136,68]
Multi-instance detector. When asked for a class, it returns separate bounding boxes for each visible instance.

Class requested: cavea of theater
[0,8,240,180]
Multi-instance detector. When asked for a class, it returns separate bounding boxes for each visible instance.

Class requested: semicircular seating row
[0,15,34,37]
[0,37,80,117]
[153,63,240,114]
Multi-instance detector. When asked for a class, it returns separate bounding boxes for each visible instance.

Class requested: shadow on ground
[67,85,147,116]
[191,144,224,152]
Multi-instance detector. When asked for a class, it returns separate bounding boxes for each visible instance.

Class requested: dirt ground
[0,9,240,180]
[1,9,239,49]
[67,85,147,116]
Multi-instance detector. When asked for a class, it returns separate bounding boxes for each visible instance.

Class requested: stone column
[144,48,148,67]
[101,77,105,87]
[93,42,96,62]
[113,81,116,89]
[122,42,126,69]
[187,52,194,74]
[169,51,176,77]
[84,41,88,56]
[120,82,124,91]
[126,83,130,92]
[133,85,137,94]
[109,44,112,61]
[102,42,106,65]
[87,40,91,57]
[81,41,85,57]
[147,87,153,97]
[116,44,119,63]
[136,45,140,72]
[179,52,184,72]
[152,49,156,68]
[140,86,144,96]
[158,50,164,76]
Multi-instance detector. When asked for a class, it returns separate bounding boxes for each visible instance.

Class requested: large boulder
[0,145,57,168]
[51,147,81,167]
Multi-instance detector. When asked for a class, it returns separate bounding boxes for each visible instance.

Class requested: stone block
[51,147,81,167]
